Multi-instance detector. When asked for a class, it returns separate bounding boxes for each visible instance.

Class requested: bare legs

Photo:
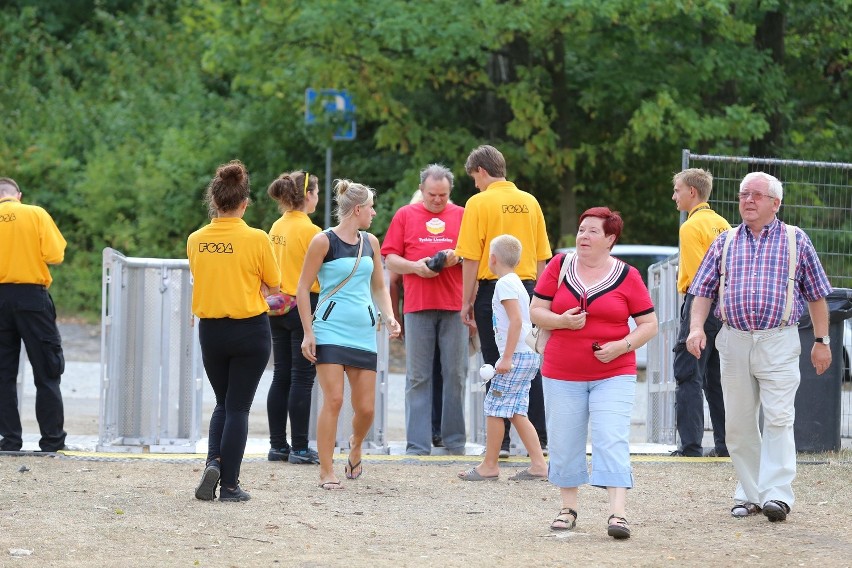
[513,415,547,476]
[316,363,375,487]
[555,486,628,529]
[345,367,375,478]
[464,414,547,478]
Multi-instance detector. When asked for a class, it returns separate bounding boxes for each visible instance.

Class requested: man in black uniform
[0,177,67,452]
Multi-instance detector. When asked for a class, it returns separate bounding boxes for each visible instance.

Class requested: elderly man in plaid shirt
[686,171,832,524]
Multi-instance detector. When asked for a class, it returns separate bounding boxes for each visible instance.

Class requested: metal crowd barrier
[99,248,391,455]
[645,254,681,444]
[468,350,485,446]
[98,248,204,453]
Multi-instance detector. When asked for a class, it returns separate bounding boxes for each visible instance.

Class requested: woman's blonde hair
[334,178,375,221]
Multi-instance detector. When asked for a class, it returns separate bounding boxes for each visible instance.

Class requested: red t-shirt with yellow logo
[381,202,464,313]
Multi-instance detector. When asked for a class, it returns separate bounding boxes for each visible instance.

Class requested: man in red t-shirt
[382,164,467,455]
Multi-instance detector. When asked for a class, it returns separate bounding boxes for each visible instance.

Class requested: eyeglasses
[592,342,602,352]
[303,172,310,196]
[738,191,774,202]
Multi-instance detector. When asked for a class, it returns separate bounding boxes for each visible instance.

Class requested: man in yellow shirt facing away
[0,177,68,453]
[671,168,731,457]
[455,145,552,455]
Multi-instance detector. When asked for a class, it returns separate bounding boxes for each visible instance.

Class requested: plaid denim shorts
[483,351,540,418]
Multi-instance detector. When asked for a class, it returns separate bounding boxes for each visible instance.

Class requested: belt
[0,283,46,289]
[724,322,798,333]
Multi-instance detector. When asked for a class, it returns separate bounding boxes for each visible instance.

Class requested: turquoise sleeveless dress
[313,230,378,370]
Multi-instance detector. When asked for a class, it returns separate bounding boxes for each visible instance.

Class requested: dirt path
[5,322,852,566]
[1,455,851,567]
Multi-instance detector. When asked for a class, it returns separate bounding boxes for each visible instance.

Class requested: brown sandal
[607,514,631,539]
[551,507,577,531]
[731,502,761,518]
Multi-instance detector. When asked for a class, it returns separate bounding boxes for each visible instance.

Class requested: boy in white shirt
[458,235,548,481]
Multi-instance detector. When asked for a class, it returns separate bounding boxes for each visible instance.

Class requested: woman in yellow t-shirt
[265,171,322,465]
[187,160,281,503]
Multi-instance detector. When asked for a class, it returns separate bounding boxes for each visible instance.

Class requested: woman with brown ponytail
[265,171,322,465]
[187,160,281,502]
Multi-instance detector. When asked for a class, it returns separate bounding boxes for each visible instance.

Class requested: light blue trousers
[543,374,635,488]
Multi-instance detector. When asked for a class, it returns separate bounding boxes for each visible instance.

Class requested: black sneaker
[288,448,320,464]
[268,445,291,462]
[432,435,444,448]
[219,484,250,502]
[195,462,220,501]
[670,449,702,457]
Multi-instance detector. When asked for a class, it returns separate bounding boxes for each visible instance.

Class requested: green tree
[188,0,847,246]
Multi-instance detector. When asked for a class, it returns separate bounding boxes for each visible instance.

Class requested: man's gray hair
[741,171,784,201]
[419,164,454,188]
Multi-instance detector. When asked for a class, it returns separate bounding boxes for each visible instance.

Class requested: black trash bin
[795,288,852,453]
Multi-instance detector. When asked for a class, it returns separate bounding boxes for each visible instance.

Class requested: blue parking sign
[305,88,356,141]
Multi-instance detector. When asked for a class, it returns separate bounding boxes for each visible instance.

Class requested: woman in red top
[531,207,658,539]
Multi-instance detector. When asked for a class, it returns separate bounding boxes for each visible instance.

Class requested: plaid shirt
[689,219,831,331]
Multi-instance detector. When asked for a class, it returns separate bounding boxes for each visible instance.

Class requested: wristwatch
[815,336,830,345]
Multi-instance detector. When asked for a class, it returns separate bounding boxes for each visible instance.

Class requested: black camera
[425,250,447,273]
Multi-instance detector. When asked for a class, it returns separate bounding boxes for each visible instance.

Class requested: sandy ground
[4,321,852,567]
[2,455,851,567]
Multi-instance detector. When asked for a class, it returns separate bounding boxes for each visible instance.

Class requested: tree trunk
[548,32,578,240]
[749,7,785,165]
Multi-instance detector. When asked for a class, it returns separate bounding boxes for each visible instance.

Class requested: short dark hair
[464,145,506,178]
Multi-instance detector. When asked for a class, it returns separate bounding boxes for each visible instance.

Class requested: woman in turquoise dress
[297,179,400,490]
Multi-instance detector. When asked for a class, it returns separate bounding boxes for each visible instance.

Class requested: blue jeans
[673,293,726,456]
[404,310,467,455]
[543,374,635,489]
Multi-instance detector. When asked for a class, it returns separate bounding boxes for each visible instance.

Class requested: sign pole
[305,88,355,229]
[324,146,332,229]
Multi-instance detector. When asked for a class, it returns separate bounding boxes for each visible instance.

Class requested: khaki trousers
[716,325,801,508]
